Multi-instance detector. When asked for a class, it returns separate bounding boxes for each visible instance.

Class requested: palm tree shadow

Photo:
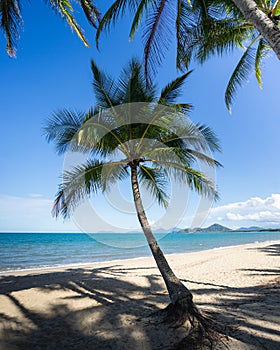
[181,273,280,348]
[0,265,187,350]
[1,258,279,349]
[247,243,280,256]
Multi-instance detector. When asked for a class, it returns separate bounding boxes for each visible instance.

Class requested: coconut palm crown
[44,58,221,330]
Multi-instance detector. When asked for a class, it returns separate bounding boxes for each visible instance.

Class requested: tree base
[150,297,228,349]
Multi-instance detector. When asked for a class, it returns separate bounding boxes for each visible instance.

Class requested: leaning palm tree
[96,0,279,111]
[44,58,221,339]
[0,0,100,57]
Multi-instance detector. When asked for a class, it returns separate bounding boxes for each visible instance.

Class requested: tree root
[151,297,229,350]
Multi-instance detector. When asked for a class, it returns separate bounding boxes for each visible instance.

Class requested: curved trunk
[231,0,280,59]
[130,162,192,305]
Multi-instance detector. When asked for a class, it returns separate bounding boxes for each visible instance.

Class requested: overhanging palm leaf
[96,0,132,48]
[143,0,175,80]
[0,0,22,57]
[97,0,276,111]
[225,41,257,112]
[129,0,151,39]
[54,0,90,47]
[181,21,253,66]
[255,38,271,88]
[1,0,100,57]
[79,0,100,28]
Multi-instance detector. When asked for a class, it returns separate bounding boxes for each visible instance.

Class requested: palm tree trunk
[129,162,220,344]
[130,162,193,306]
[231,0,280,59]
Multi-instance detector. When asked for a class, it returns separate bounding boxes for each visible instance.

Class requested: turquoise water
[0,231,280,272]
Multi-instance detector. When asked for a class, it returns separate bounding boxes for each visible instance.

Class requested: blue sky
[0,1,279,232]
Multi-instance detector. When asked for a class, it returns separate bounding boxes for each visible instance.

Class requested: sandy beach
[0,240,279,349]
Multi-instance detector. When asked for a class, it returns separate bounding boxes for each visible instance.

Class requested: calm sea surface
[0,231,280,273]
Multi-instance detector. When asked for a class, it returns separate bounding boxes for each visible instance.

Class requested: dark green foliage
[97,0,277,111]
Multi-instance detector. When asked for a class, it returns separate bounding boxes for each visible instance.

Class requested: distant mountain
[180,223,232,233]
[237,227,280,232]
[238,226,264,232]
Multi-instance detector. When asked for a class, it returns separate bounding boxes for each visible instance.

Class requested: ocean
[0,231,280,273]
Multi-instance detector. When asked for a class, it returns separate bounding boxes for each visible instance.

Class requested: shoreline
[1,239,280,276]
[2,231,280,275]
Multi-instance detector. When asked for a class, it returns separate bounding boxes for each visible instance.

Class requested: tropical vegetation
[96,0,280,111]
[44,58,222,337]
[0,0,100,57]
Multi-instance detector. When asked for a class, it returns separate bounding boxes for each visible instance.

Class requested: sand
[0,240,279,349]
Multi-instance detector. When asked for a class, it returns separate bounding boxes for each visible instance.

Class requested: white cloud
[0,194,77,232]
[226,211,280,222]
[208,194,280,228]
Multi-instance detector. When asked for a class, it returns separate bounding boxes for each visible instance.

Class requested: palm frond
[79,0,101,28]
[225,41,257,112]
[159,160,219,200]
[176,0,199,68]
[255,38,270,88]
[129,0,151,39]
[143,0,175,81]
[43,109,88,155]
[159,70,193,104]
[158,120,216,154]
[184,166,219,200]
[0,0,22,57]
[53,0,90,47]
[144,146,196,166]
[197,22,252,63]
[91,59,121,107]
[183,20,252,66]
[53,160,104,219]
[53,160,128,218]
[139,165,169,207]
[118,58,156,103]
[183,148,222,167]
[96,0,130,47]
[73,110,133,158]
[144,144,221,171]
[99,161,129,191]
[195,124,221,152]
[175,0,252,69]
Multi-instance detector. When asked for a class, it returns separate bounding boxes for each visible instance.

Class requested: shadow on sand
[0,243,279,349]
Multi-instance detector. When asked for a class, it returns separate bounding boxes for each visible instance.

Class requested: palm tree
[44,58,221,336]
[96,0,279,111]
[0,0,100,57]
[230,0,280,58]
